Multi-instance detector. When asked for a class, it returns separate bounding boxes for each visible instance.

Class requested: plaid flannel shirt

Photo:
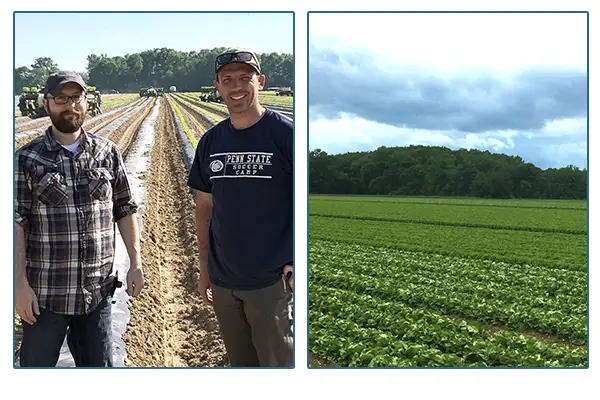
[15,127,138,315]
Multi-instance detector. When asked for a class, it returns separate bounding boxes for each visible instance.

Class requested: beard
[48,109,86,134]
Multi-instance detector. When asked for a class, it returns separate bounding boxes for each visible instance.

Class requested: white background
[2,1,597,399]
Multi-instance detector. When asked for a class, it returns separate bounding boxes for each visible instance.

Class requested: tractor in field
[200,88,224,103]
[87,94,101,117]
[86,86,102,117]
[156,88,164,96]
[277,87,293,96]
[18,86,46,118]
[139,87,149,97]
[147,88,158,97]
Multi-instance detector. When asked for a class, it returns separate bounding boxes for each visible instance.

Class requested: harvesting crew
[14,71,145,367]
[187,47,294,367]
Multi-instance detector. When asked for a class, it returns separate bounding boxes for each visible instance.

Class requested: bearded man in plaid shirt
[14,71,145,367]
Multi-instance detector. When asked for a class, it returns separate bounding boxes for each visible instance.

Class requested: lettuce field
[308,195,588,367]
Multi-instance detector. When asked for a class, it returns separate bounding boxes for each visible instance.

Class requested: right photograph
[307,11,588,368]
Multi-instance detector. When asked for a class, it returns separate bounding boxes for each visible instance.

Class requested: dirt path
[122,99,227,367]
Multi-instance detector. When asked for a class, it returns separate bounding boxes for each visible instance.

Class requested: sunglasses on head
[215,51,255,71]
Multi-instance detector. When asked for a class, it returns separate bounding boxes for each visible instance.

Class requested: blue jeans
[19,296,113,367]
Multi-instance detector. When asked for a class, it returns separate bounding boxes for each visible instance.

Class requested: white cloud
[308,112,587,169]
[537,117,588,137]
[310,13,587,73]
[309,112,528,153]
[309,113,456,153]
[460,134,513,152]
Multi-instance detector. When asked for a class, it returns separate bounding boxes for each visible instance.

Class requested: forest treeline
[14,47,293,94]
[309,145,587,200]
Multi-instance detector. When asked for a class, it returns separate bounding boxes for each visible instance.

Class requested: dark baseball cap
[215,47,261,74]
[44,71,87,97]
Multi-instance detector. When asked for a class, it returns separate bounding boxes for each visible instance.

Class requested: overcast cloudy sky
[308,12,588,170]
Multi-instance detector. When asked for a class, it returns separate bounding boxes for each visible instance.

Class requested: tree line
[14,47,293,95]
[309,146,587,200]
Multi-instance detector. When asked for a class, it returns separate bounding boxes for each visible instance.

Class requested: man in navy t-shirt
[187,48,293,367]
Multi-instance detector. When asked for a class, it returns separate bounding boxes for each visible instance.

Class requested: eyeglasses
[215,51,255,71]
[48,94,86,105]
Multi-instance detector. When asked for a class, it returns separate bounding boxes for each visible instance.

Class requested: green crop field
[309,194,588,367]
[183,91,293,108]
[101,93,139,109]
[259,91,293,107]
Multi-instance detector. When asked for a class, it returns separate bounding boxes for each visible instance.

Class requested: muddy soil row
[170,99,210,139]
[103,99,157,157]
[170,93,221,126]
[168,95,216,135]
[174,93,229,119]
[15,99,149,150]
[121,98,227,367]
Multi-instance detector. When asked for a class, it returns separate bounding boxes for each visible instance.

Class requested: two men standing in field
[14,49,293,368]
[187,48,294,367]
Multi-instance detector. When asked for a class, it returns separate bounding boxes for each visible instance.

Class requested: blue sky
[308,12,588,170]
[14,12,293,72]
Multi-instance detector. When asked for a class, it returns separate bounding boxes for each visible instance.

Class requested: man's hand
[16,282,40,325]
[283,264,293,293]
[126,263,144,297]
[197,273,213,305]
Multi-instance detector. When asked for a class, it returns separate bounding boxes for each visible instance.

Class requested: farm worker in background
[95,90,103,113]
[14,71,145,367]
[187,48,293,367]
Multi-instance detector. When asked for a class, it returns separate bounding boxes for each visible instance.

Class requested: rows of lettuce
[308,240,587,367]
[310,216,586,272]
[310,198,587,234]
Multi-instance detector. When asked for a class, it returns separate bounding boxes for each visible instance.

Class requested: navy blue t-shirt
[187,108,293,290]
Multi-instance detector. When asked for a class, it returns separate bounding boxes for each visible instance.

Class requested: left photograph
[13,11,294,368]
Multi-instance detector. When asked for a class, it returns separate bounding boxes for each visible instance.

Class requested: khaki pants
[211,278,293,367]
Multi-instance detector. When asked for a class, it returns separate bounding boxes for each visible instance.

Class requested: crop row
[310,195,587,211]
[310,284,587,367]
[309,216,587,271]
[310,240,586,308]
[310,240,587,343]
[175,94,228,122]
[310,310,464,367]
[310,311,585,367]
[166,97,198,147]
[309,198,586,234]
[311,213,585,235]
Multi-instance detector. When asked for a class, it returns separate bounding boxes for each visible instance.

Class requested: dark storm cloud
[308,45,587,133]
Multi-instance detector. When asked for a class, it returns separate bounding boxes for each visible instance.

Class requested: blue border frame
[12,10,296,369]
[306,10,590,370]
